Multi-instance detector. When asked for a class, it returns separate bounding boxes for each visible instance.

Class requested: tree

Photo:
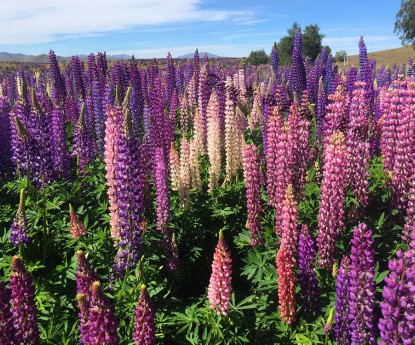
[246,49,269,66]
[303,25,324,61]
[277,22,327,65]
[334,50,347,63]
[395,0,415,47]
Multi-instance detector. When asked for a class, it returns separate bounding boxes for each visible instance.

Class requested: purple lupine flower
[71,55,86,100]
[51,108,70,178]
[73,103,92,174]
[198,63,211,148]
[289,30,307,98]
[243,143,264,247]
[87,281,119,344]
[129,60,143,131]
[133,285,156,345]
[0,95,11,178]
[348,223,376,344]
[359,36,367,81]
[408,57,415,78]
[316,77,326,140]
[324,54,335,94]
[0,282,16,344]
[175,64,184,98]
[307,58,322,104]
[113,93,144,276]
[10,256,39,345]
[49,50,66,106]
[378,249,415,345]
[334,256,351,345]
[91,80,105,153]
[10,188,28,247]
[298,225,320,315]
[317,132,348,269]
[166,52,175,102]
[346,66,358,100]
[76,250,100,344]
[270,42,278,76]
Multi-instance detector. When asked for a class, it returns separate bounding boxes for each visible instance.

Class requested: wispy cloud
[0,0,254,46]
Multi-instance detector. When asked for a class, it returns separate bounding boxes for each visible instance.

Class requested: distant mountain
[176,52,220,59]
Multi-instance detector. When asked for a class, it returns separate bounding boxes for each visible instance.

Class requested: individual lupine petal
[276,245,296,324]
[348,223,377,345]
[243,143,264,246]
[10,256,39,345]
[69,204,86,239]
[87,282,119,345]
[378,249,415,345]
[133,285,156,345]
[317,132,348,269]
[208,230,232,316]
[0,282,16,344]
[334,256,351,345]
[207,90,221,192]
[298,225,320,315]
[10,188,29,247]
[279,184,298,257]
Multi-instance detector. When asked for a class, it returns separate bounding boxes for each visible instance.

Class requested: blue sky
[0,0,404,58]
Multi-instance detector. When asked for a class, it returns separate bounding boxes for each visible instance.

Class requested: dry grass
[348,46,415,67]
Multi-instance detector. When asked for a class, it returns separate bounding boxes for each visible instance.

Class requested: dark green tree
[334,50,348,63]
[303,25,324,61]
[395,0,415,47]
[246,49,269,65]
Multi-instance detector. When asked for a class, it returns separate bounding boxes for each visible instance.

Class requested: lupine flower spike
[10,188,29,247]
[133,285,156,345]
[208,230,232,316]
[69,204,87,239]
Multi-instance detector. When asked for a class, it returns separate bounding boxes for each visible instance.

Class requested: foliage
[334,50,347,63]
[395,0,415,47]
[245,50,269,66]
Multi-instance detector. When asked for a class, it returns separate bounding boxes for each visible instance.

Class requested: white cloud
[0,0,253,45]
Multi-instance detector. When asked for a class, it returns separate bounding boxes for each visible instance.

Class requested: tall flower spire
[133,285,156,345]
[208,230,232,316]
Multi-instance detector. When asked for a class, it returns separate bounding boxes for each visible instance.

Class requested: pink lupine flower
[279,184,299,258]
[317,132,348,269]
[207,90,221,192]
[276,245,296,324]
[208,230,232,316]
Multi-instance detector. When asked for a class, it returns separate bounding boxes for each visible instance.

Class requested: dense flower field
[0,34,415,344]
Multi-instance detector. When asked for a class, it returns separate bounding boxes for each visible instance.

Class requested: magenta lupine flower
[133,285,156,345]
[0,95,11,178]
[390,79,415,210]
[317,132,348,269]
[198,63,211,148]
[359,37,368,81]
[404,170,415,246]
[0,282,16,344]
[348,223,377,345]
[279,184,299,258]
[289,93,311,196]
[347,82,370,211]
[243,143,264,246]
[324,78,349,146]
[208,230,232,316]
[298,225,320,315]
[154,146,169,233]
[76,250,100,298]
[87,281,119,345]
[10,256,39,345]
[69,204,86,239]
[276,245,296,325]
[266,109,294,236]
[378,249,415,345]
[334,256,351,344]
[10,188,29,247]
[77,293,90,344]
